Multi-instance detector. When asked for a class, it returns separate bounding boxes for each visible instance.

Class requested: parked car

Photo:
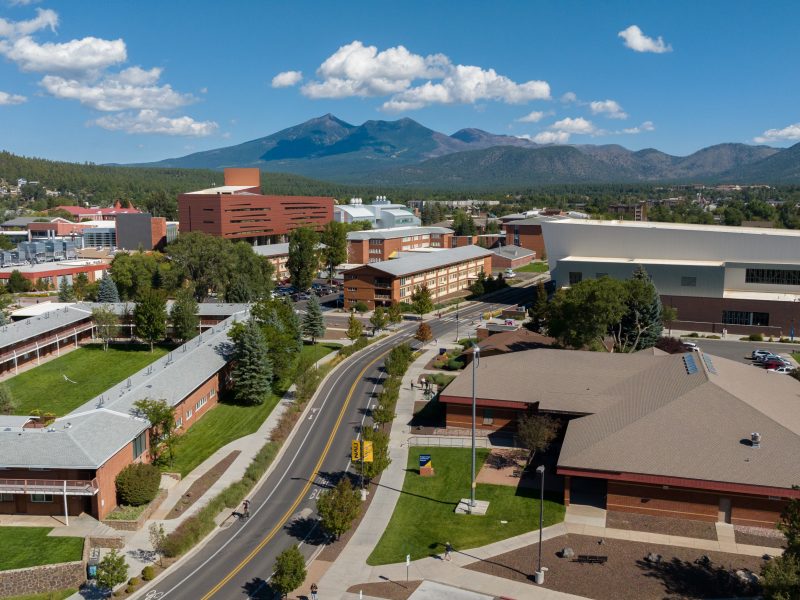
[755,353,783,363]
[681,341,699,351]
[751,349,771,359]
[504,268,516,278]
[762,358,792,369]
[767,366,795,374]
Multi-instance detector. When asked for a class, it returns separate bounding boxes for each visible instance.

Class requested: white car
[682,341,699,351]
[504,269,516,278]
[767,366,795,374]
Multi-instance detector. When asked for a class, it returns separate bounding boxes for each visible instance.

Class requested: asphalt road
[680,337,800,365]
[140,284,534,600]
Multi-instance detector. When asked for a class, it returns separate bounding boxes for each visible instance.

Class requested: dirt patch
[164,451,240,519]
[735,528,786,549]
[465,533,764,600]
[606,511,718,541]
[346,580,422,600]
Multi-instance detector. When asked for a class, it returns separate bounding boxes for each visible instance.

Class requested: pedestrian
[435,338,438,346]
[410,381,414,389]
[310,582,318,600]
[444,541,452,561]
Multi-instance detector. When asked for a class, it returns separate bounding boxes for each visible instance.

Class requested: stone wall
[0,561,85,598]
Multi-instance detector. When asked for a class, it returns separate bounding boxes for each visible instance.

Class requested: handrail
[0,477,99,495]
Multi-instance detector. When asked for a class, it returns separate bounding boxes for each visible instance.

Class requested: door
[14,494,27,514]
[718,497,732,523]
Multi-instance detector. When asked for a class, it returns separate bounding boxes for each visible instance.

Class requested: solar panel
[702,354,717,374]
[683,354,698,374]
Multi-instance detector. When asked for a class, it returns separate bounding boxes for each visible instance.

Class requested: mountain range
[136,114,800,187]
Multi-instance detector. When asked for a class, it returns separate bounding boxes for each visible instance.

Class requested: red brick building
[440,348,800,528]
[178,168,334,244]
[343,245,492,310]
[0,313,244,520]
[346,227,453,264]
[502,217,548,257]
[0,260,110,287]
[490,245,535,270]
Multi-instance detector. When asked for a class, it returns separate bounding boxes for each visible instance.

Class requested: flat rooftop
[560,256,725,267]
[0,260,109,274]
[353,245,493,278]
[552,218,800,237]
[347,226,453,241]
[185,185,257,195]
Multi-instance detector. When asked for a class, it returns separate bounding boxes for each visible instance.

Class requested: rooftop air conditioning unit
[751,432,761,448]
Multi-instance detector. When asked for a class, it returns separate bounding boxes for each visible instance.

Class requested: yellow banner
[351,440,361,461]
[363,441,374,463]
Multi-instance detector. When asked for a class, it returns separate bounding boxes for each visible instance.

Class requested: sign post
[406,554,410,582]
[419,453,434,477]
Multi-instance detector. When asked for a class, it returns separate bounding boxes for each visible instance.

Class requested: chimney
[750,432,761,448]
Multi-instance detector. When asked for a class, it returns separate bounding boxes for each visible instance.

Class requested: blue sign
[419,454,432,468]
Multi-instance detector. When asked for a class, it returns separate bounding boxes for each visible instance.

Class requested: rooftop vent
[751,432,761,448]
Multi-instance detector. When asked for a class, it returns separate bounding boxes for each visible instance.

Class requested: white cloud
[0,35,126,76]
[550,117,596,134]
[297,40,550,110]
[41,67,193,111]
[272,70,303,88]
[531,131,570,144]
[517,110,547,123]
[622,120,655,134]
[560,91,577,103]
[0,90,26,104]
[618,25,672,54]
[7,0,42,6]
[589,99,627,119]
[0,8,56,38]
[754,123,800,144]
[93,109,218,136]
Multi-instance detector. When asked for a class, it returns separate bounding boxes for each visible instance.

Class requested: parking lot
[680,337,800,368]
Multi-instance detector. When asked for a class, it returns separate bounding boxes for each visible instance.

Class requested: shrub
[140,566,155,581]
[687,332,700,338]
[354,301,369,313]
[749,333,764,342]
[128,577,140,586]
[115,463,160,507]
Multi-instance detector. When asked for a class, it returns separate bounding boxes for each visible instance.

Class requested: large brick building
[0,312,245,520]
[346,227,453,264]
[502,217,550,258]
[440,348,800,528]
[343,245,492,310]
[178,168,334,244]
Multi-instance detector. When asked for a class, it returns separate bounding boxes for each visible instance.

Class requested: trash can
[534,570,545,584]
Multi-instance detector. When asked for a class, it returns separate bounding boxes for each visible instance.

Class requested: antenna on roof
[751,432,761,448]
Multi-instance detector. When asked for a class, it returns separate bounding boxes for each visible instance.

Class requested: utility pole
[470,344,480,510]
[535,465,545,583]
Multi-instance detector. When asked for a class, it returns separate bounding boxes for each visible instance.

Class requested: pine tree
[346,312,363,341]
[526,280,548,333]
[302,294,326,344]
[232,319,273,405]
[97,276,120,303]
[170,287,199,342]
[618,266,663,352]
[58,278,75,302]
[133,289,167,352]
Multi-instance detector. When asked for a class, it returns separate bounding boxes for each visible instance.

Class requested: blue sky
[0,0,798,164]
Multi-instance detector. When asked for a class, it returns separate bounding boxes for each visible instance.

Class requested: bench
[574,554,608,564]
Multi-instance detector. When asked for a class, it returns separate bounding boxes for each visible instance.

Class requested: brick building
[178,168,334,244]
[0,313,245,520]
[0,260,109,287]
[440,348,800,528]
[343,245,492,310]
[490,245,535,270]
[346,227,453,264]
[502,217,552,257]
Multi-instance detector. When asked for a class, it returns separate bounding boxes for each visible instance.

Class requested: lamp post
[470,344,480,510]
[535,465,545,583]
[455,300,460,342]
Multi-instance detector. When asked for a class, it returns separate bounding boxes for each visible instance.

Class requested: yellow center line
[201,349,391,599]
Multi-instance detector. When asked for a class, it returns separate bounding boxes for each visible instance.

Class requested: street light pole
[470,345,480,509]
[536,465,545,581]
[455,301,460,342]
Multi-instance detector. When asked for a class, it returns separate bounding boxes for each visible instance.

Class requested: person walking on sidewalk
[310,582,318,599]
[444,541,452,561]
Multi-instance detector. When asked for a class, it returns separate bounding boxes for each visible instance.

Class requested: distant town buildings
[178,168,334,244]
[334,197,421,229]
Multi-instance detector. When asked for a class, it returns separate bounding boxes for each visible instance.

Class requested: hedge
[115,463,160,507]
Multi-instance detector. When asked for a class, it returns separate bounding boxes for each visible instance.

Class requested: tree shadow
[241,577,273,600]
[636,556,760,598]
[285,515,327,545]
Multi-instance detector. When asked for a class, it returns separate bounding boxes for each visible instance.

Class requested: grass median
[5,343,169,416]
[514,261,549,273]
[0,527,83,571]
[368,447,565,565]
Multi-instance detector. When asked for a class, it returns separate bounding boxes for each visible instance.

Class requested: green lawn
[368,447,565,565]
[793,352,800,363]
[514,261,549,273]
[0,527,84,571]
[166,343,340,477]
[4,590,76,600]
[6,344,169,416]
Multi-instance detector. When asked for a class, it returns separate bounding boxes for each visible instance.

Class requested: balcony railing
[0,478,99,496]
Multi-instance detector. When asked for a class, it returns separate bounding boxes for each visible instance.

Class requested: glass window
[31,494,53,503]
[746,269,800,286]
[482,409,494,425]
[681,276,697,287]
[0,493,12,502]
[722,311,770,326]
[568,272,582,285]
[133,431,147,459]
